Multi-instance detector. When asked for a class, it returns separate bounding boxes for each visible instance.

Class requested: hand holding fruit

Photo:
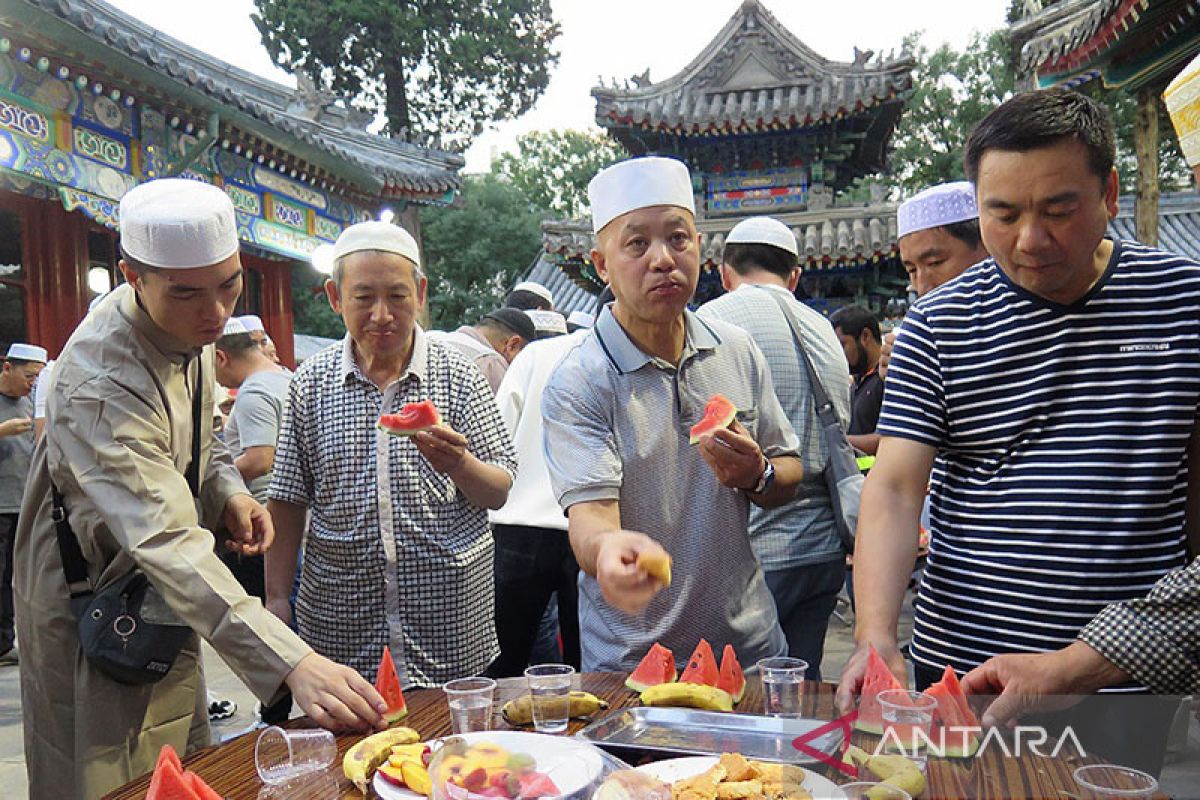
[596,530,670,613]
[696,420,764,491]
[414,424,468,473]
[835,638,907,715]
[285,652,388,733]
[0,416,32,438]
[221,493,274,556]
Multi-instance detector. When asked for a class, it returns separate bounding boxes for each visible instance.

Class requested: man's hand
[414,425,468,474]
[0,416,32,438]
[835,638,907,714]
[697,420,765,491]
[284,652,388,732]
[961,642,1129,728]
[879,330,897,382]
[222,493,274,556]
[595,530,671,614]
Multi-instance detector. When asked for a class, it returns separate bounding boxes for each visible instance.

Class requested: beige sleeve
[52,379,311,702]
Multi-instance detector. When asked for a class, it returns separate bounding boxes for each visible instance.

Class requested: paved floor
[0,587,1196,798]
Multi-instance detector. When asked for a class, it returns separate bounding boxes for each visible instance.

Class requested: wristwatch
[750,459,775,495]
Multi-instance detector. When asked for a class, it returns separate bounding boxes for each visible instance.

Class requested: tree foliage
[290,264,345,338]
[494,129,626,218]
[251,0,561,147]
[421,173,543,329]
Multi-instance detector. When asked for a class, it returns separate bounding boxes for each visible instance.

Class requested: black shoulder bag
[762,287,865,553]
[51,362,204,685]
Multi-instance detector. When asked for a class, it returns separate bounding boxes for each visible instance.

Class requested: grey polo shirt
[542,304,794,671]
[0,392,34,513]
[223,368,292,504]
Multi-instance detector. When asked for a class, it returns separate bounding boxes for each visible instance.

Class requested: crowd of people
[0,80,1197,798]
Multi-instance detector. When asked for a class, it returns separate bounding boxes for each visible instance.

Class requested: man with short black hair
[505,281,554,311]
[829,306,883,456]
[429,308,536,393]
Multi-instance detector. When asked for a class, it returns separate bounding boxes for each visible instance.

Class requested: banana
[500,691,610,725]
[845,745,926,799]
[639,682,734,712]
[342,726,422,793]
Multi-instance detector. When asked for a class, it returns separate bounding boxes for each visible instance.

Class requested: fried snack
[672,764,727,800]
[746,762,806,785]
[636,551,673,586]
[716,781,763,799]
[718,754,756,783]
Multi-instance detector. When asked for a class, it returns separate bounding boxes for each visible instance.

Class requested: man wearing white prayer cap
[526,308,568,339]
[696,216,851,678]
[566,310,595,332]
[896,181,989,298]
[236,314,281,364]
[15,179,387,798]
[505,280,554,311]
[541,157,803,672]
[266,219,516,688]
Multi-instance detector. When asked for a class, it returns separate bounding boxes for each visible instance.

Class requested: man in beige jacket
[14,179,386,798]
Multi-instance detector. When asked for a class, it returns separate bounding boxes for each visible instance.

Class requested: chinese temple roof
[592,0,914,172]
[1010,0,1200,90]
[2,0,463,201]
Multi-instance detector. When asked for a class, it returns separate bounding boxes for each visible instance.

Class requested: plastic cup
[444,676,497,734]
[837,782,912,800]
[525,663,575,733]
[254,725,336,786]
[1073,764,1159,799]
[757,657,808,717]
[876,689,938,770]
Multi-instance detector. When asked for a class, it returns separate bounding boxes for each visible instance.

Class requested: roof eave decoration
[6,0,463,201]
[591,0,914,136]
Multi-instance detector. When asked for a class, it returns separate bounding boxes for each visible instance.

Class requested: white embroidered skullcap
[331,220,421,268]
[512,281,554,306]
[526,309,568,336]
[1164,53,1200,168]
[566,310,595,330]
[588,157,695,233]
[897,181,979,239]
[237,314,265,333]
[5,343,47,363]
[725,216,799,256]
[119,179,239,268]
[222,317,248,336]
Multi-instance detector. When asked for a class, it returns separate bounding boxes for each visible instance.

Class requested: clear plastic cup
[876,689,938,771]
[444,676,497,734]
[254,725,336,786]
[1073,764,1159,799]
[837,782,912,800]
[524,663,575,734]
[757,657,808,717]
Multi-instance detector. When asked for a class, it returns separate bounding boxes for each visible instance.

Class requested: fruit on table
[375,645,409,725]
[342,725,422,793]
[500,691,609,725]
[640,681,734,712]
[146,744,224,800]
[854,644,904,734]
[378,400,442,436]
[846,745,926,799]
[434,741,560,799]
[678,639,721,687]
[625,642,676,692]
[635,550,672,587]
[716,644,746,704]
[924,665,982,757]
[688,395,738,444]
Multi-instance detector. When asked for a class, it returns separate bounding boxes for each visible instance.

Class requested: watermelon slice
[678,639,720,687]
[716,644,746,704]
[626,642,676,692]
[854,644,905,734]
[154,744,184,776]
[374,646,408,724]
[925,665,981,757]
[184,771,225,800]
[146,752,200,800]
[688,395,737,445]
[378,400,442,436]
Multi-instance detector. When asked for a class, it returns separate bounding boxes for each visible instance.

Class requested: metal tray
[574,707,844,764]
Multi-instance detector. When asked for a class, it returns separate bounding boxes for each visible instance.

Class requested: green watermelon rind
[626,643,678,692]
[688,396,738,445]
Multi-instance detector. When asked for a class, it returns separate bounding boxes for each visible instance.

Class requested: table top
[102,672,1154,800]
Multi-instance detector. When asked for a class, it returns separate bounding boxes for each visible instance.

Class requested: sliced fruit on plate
[678,639,720,687]
[626,642,676,692]
[639,681,734,712]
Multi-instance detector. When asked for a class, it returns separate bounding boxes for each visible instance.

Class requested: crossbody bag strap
[183,355,204,499]
[759,287,842,430]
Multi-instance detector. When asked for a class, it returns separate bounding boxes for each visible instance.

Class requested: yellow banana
[640,682,734,712]
[342,726,422,793]
[500,691,610,725]
[845,745,926,798]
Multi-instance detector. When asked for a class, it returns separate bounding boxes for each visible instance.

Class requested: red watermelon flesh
[184,771,225,800]
[378,401,442,436]
[154,744,183,776]
[716,644,746,704]
[374,646,408,724]
[146,754,200,800]
[854,644,905,734]
[688,395,737,445]
[626,642,676,692]
[925,665,981,757]
[678,639,720,687]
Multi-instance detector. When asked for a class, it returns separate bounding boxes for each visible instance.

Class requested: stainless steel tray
[574,707,844,764]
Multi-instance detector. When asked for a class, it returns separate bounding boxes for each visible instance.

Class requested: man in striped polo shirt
[837,88,1200,773]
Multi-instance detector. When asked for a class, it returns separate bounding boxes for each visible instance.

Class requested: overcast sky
[108,0,1010,173]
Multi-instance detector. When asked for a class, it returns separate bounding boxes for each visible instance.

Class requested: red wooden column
[24,197,90,357]
[243,253,296,369]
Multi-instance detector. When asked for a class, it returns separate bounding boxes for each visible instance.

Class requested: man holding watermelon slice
[542,157,805,672]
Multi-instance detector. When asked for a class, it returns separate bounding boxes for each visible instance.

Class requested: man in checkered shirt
[266,221,517,687]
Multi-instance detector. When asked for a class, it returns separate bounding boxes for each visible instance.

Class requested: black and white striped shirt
[880,240,1200,682]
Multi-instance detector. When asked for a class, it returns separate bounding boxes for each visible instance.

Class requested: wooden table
[103,672,1157,799]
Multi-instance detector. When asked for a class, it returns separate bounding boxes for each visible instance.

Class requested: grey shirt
[542,304,795,671]
[0,391,34,513]
[223,369,292,504]
[698,284,851,569]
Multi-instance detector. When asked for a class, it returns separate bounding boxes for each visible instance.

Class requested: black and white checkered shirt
[269,330,517,687]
